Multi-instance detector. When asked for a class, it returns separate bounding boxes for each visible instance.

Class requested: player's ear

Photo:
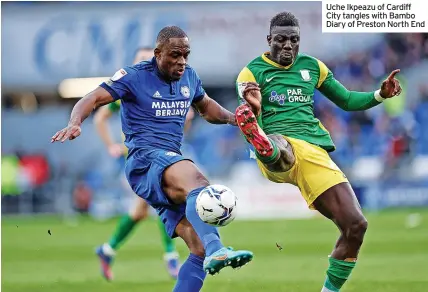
[267,35,272,46]
[154,47,161,59]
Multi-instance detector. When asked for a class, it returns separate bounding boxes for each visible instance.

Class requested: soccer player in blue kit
[51,26,253,291]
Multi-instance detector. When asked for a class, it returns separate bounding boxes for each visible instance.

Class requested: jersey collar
[261,52,296,69]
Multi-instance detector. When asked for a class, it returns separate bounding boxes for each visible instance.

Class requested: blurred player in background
[93,47,191,281]
[52,26,253,292]
[235,12,401,292]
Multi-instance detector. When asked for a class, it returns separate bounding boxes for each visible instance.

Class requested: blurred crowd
[313,33,428,176]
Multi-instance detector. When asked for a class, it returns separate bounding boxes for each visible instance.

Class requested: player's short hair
[270,12,300,33]
[156,26,188,47]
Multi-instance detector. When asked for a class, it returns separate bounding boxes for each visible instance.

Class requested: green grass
[2,209,428,291]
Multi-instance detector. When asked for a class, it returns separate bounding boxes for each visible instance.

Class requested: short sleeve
[192,71,206,103]
[100,66,137,101]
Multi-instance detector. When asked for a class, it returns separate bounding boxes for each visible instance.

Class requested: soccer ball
[196,185,237,227]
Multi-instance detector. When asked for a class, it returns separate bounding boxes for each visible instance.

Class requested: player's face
[267,26,300,66]
[133,49,154,64]
[155,38,190,81]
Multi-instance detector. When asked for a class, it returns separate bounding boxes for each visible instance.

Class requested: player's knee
[347,217,368,245]
[129,202,149,221]
[193,171,210,190]
[130,210,148,221]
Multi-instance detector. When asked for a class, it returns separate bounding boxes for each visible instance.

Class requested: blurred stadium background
[2,1,428,292]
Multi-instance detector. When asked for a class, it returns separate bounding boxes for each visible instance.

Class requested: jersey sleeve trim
[237,66,257,83]
[100,82,121,101]
[316,59,329,88]
[374,89,386,102]
[192,94,205,104]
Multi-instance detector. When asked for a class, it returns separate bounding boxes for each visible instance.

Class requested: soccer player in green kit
[235,12,402,292]
[95,47,187,281]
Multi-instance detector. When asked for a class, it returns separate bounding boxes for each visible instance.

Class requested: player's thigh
[129,196,149,220]
[313,182,366,232]
[175,217,205,257]
[162,160,209,204]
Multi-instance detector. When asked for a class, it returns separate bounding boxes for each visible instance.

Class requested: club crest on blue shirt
[180,86,190,98]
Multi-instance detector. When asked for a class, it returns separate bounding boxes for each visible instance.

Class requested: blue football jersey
[100,57,205,155]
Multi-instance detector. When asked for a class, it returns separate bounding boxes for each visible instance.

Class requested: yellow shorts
[257,136,348,209]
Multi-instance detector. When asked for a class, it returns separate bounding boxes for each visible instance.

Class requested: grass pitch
[2,209,428,291]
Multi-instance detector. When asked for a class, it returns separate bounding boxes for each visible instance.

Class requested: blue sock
[173,253,206,292]
[186,187,224,256]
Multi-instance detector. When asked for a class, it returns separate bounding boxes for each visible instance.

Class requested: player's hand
[380,69,402,98]
[108,143,125,158]
[242,82,262,117]
[51,124,81,143]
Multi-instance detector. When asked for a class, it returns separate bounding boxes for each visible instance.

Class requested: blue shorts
[125,148,191,238]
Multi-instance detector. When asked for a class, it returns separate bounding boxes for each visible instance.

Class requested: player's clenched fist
[380,69,402,99]
[51,124,81,143]
[242,82,262,117]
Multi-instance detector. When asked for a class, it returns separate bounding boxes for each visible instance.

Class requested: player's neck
[154,60,173,83]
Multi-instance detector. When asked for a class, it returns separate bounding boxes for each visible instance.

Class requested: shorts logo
[111,68,128,81]
[165,151,178,156]
[181,86,190,98]
[300,70,311,81]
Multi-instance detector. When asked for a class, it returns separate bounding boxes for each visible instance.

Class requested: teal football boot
[203,247,253,275]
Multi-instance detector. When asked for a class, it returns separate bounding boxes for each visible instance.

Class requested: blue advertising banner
[2,2,381,91]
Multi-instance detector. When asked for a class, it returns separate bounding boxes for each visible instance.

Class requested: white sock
[102,243,116,256]
[164,251,179,261]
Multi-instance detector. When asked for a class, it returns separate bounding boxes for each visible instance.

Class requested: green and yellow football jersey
[236,52,383,152]
[108,100,121,113]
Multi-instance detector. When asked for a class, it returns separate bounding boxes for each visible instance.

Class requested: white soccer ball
[196,184,237,227]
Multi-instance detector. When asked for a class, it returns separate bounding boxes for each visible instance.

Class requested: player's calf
[314,183,368,292]
[345,217,368,256]
[173,219,206,292]
[265,134,295,173]
[321,217,368,292]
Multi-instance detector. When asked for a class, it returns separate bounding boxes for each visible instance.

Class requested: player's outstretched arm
[51,87,115,143]
[192,94,237,126]
[318,63,402,111]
